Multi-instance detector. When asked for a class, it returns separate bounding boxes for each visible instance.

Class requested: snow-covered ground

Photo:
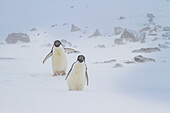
[1,0,170,113]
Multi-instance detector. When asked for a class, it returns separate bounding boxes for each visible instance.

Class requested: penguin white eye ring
[65,55,89,91]
[43,40,67,76]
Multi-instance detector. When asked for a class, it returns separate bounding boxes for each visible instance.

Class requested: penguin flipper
[43,52,52,64]
[85,64,89,86]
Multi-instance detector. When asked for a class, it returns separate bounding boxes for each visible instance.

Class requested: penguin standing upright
[65,55,89,91]
[43,40,67,76]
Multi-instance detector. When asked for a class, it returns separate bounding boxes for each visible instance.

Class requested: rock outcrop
[163,26,170,31]
[120,29,146,42]
[132,47,161,53]
[89,29,102,38]
[114,27,123,35]
[71,24,80,32]
[5,33,30,44]
[134,55,155,63]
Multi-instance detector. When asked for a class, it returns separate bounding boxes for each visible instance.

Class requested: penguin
[43,40,67,76]
[65,55,89,91]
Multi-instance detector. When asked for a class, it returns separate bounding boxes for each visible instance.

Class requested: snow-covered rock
[139,27,151,32]
[5,33,30,44]
[114,27,123,35]
[132,47,161,53]
[71,24,80,32]
[158,44,169,48]
[93,59,116,64]
[163,26,170,31]
[30,27,37,31]
[95,45,106,48]
[89,29,102,38]
[134,55,155,63]
[120,29,146,42]
[114,38,124,45]
[113,63,123,68]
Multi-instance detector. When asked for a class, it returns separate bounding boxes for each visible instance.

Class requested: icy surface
[0,0,170,113]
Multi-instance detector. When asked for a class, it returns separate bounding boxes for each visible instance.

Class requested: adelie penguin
[65,55,89,91]
[43,40,67,76]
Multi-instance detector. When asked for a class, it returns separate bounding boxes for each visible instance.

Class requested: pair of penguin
[43,40,88,91]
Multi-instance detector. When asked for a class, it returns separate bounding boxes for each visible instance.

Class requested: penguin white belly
[52,47,67,73]
[67,63,86,90]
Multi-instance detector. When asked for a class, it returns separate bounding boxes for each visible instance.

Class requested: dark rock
[5,33,30,44]
[51,24,58,28]
[30,27,37,31]
[132,47,161,53]
[152,37,158,41]
[134,55,155,63]
[113,63,123,68]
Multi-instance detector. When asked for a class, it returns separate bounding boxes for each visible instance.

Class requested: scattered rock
[93,59,116,64]
[120,29,145,42]
[124,61,135,64]
[37,33,40,36]
[152,37,158,41]
[147,13,155,19]
[158,44,169,48]
[21,45,30,47]
[114,27,123,35]
[132,47,161,53]
[139,27,150,32]
[134,55,155,63]
[95,45,106,48]
[163,26,170,31]
[165,42,170,45]
[64,48,79,54]
[147,13,155,24]
[5,33,30,44]
[113,63,123,68]
[51,24,58,28]
[61,39,72,47]
[154,25,162,32]
[63,23,68,26]
[89,29,102,38]
[30,27,37,31]
[148,30,157,36]
[119,16,125,20]
[114,38,124,45]
[162,32,170,38]
[0,57,16,60]
[71,24,80,32]
[70,6,74,8]
[140,35,146,43]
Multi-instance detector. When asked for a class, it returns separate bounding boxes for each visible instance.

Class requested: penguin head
[54,40,61,47]
[77,55,85,63]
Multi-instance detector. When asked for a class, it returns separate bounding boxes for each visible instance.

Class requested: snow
[1,0,170,113]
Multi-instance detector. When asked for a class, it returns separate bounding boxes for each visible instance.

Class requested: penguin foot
[61,71,66,75]
[53,73,58,76]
